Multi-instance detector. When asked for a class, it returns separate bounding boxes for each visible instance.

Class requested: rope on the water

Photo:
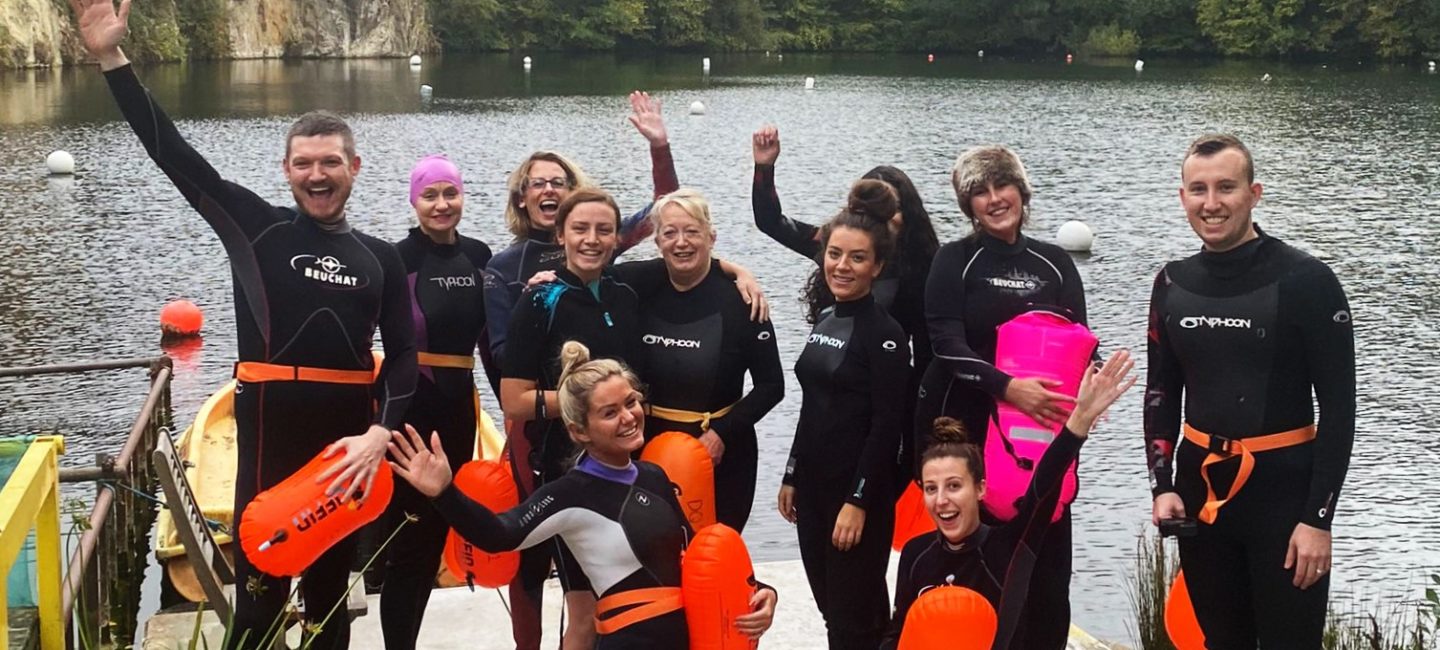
[100,479,229,533]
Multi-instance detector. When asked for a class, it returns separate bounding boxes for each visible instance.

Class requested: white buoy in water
[1430,61,1437,72]
[46,150,75,175]
[777,54,783,61]
[804,76,815,90]
[1134,59,1145,71]
[689,100,706,115]
[1056,220,1094,253]
[523,56,532,70]
[1261,73,1272,83]
[409,54,421,66]
[702,57,711,72]
[977,49,985,58]
[419,84,433,97]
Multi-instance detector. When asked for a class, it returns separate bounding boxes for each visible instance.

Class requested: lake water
[2,52,1437,644]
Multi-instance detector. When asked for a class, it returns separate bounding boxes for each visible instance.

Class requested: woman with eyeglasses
[625,188,785,533]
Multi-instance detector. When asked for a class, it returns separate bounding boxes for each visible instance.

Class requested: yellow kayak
[154,378,505,602]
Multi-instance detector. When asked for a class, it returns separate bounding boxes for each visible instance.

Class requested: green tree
[765,0,836,50]
[177,0,230,59]
[427,0,505,50]
[705,0,771,50]
[649,0,708,47]
[1130,0,1210,54]
[1196,0,1344,56]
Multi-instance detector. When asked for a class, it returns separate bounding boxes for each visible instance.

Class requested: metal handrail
[0,355,173,649]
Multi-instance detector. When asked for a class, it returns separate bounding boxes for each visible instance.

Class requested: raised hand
[1065,349,1138,436]
[752,125,780,166]
[627,91,669,147]
[70,0,131,68]
[387,425,454,498]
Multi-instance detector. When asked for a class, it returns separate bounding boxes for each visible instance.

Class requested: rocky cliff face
[0,0,434,67]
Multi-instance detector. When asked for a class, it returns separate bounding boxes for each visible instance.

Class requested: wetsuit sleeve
[926,244,1012,397]
[1291,263,1355,530]
[651,143,679,198]
[711,315,784,448]
[880,547,920,650]
[1056,250,1089,326]
[501,288,546,383]
[1009,428,1084,539]
[375,243,418,430]
[433,479,574,553]
[483,264,518,371]
[103,64,278,239]
[1143,269,1184,497]
[848,320,911,509]
[610,259,670,299]
[614,144,674,255]
[752,164,821,259]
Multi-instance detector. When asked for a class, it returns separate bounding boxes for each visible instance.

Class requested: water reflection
[1,53,1437,641]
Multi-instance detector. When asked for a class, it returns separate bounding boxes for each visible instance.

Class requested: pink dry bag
[983,309,1097,523]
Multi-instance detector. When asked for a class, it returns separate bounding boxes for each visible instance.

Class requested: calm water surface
[2,53,1437,643]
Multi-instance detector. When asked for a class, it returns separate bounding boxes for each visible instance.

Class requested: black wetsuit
[382,227,493,650]
[916,230,1086,650]
[482,145,678,383]
[786,293,909,650]
[1144,227,1355,648]
[625,258,785,532]
[753,164,928,492]
[500,266,641,639]
[433,457,692,649]
[103,65,417,650]
[881,429,1084,650]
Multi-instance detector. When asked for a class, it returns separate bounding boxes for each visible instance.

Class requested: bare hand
[315,424,392,502]
[697,429,725,467]
[1003,377,1076,430]
[752,125,780,166]
[525,270,557,288]
[832,503,865,551]
[734,587,777,639]
[1285,523,1332,590]
[70,0,132,68]
[733,273,770,322]
[777,485,796,524]
[387,425,454,498]
[627,91,669,147]
[1065,349,1138,436]
[1151,492,1186,527]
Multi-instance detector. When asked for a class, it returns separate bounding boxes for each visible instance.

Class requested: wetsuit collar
[576,454,639,485]
[940,523,990,553]
[833,292,875,318]
[408,226,458,251]
[526,226,554,243]
[303,211,352,234]
[1197,224,1270,279]
[978,230,1027,255]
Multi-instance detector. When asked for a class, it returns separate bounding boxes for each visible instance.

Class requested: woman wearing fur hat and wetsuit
[915,146,1088,649]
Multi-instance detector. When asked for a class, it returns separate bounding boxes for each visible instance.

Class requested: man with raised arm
[1145,133,1355,648]
[71,1,416,647]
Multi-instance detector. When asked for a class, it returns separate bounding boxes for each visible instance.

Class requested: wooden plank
[152,429,234,622]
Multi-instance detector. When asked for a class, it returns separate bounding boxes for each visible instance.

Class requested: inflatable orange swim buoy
[1166,570,1206,649]
[640,432,716,530]
[897,586,996,650]
[443,459,521,588]
[892,482,936,551]
[238,448,394,577]
[682,524,757,650]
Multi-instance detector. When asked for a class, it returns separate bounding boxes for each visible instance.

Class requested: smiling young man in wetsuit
[1145,134,1355,648]
[72,1,417,648]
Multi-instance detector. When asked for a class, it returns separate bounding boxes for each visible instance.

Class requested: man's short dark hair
[1184,134,1254,183]
[286,111,356,159]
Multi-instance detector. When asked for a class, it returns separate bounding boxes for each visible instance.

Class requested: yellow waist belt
[417,352,475,369]
[645,401,737,431]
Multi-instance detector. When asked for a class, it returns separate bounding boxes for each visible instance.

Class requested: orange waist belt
[1182,423,1317,524]
[417,352,475,369]
[594,587,683,635]
[234,361,374,385]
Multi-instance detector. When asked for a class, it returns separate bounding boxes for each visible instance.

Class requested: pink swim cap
[410,154,464,206]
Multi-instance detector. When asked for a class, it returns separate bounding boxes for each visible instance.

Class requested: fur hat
[951,145,1032,221]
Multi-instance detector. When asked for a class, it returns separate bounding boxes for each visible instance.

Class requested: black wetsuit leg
[1017,509,1071,650]
[713,434,758,533]
[1175,445,1328,649]
[230,383,371,650]
[379,379,474,650]
[796,479,893,650]
[594,611,689,650]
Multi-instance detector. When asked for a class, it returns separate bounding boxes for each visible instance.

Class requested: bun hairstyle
[920,416,984,482]
[556,341,643,434]
[801,179,898,324]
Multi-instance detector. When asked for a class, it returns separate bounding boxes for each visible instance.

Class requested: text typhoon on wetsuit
[642,334,701,349]
[1178,315,1253,329]
[429,275,477,290]
[807,333,847,350]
